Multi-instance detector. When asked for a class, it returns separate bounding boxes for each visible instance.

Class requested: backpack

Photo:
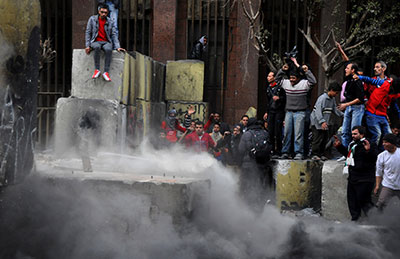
[249,129,271,163]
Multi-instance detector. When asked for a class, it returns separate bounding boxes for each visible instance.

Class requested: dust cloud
[0,143,399,259]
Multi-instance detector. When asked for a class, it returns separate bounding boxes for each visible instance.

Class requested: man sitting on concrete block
[85,3,125,82]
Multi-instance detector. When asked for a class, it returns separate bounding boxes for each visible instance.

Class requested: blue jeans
[365,111,391,146]
[282,111,305,155]
[342,104,365,148]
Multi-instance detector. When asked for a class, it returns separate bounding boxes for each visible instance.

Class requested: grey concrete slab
[321,161,350,221]
[71,49,126,101]
[35,153,210,226]
[54,97,125,156]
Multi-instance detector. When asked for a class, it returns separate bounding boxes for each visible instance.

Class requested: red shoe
[92,69,101,79]
[102,72,111,82]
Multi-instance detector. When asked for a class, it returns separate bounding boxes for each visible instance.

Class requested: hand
[362,139,370,151]
[187,105,195,115]
[272,96,280,101]
[353,74,359,80]
[85,47,91,55]
[117,48,126,52]
[333,135,341,148]
[290,57,299,67]
[282,64,289,71]
[321,122,328,130]
[263,112,268,121]
[302,65,308,72]
[373,185,379,195]
[338,103,347,111]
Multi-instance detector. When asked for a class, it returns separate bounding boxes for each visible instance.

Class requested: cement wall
[0,0,40,185]
[321,161,350,221]
[165,60,204,102]
[54,98,125,155]
[273,160,323,212]
[35,155,210,227]
[167,101,209,125]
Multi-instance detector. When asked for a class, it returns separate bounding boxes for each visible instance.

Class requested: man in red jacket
[185,121,215,152]
[356,74,400,147]
[161,109,187,143]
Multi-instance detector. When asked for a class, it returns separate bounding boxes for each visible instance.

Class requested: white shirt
[376,148,400,190]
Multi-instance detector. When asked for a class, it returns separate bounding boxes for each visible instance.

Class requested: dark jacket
[218,133,242,166]
[266,82,286,113]
[344,77,365,104]
[239,119,270,165]
[336,140,378,183]
[189,36,207,60]
[97,0,119,8]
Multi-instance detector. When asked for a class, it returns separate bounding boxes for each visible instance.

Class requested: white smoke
[0,143,399,258]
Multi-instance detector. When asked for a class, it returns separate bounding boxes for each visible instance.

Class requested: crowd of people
[155,45,400,218]
[83,3,400,219]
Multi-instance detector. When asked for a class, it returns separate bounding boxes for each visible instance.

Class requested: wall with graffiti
[0,0,41,185]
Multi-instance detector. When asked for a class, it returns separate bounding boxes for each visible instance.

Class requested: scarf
[343,137,366,174]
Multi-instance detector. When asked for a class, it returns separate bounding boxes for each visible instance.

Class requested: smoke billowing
[0,144,400,258]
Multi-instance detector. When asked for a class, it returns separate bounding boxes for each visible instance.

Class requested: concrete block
[54,97,125,155]
[273,160,322,211]
[167,101,209,125]
[135,99,151,137]
[165,60,204,102]
[35,153,210,227]
[121,53,136,105]
[321,161,350,221]
[135,52,152,101]
[151,60,165,102]
[150,102,166,129]
[71,49,126,102]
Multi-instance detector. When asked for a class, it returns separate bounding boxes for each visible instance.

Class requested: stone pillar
[151,0,177,63]
[224,3,259,125]
[0,0,41,185]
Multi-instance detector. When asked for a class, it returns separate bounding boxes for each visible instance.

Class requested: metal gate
[187,0,230,113]
[38,0,72,149]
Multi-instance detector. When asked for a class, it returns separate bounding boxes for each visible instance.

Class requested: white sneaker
[337,156,346,162]
[102,72,111,82]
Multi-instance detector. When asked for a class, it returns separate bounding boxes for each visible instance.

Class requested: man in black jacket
[238,118,272,212]
[333,125,378,221]
[189,36,208,60]
[265,71,286,158]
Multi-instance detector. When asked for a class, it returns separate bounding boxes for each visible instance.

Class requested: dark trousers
[311,126,329,157]
[240,162,273,213]
[91,41,113,72]
[267,112,284,155]
[347,181,374,221]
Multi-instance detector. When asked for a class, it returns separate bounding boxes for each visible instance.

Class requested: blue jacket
[85,15,120,49]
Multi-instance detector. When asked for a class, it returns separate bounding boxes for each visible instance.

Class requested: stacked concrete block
[71,49,127,102]
[121,53,136,105]
[167,101,209,125]
[134,52,152,101]
[151,61,166,102]
[273,160,323,211]
[165,60,204,102]
[54,97,124,155]
[321,161,350,221]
